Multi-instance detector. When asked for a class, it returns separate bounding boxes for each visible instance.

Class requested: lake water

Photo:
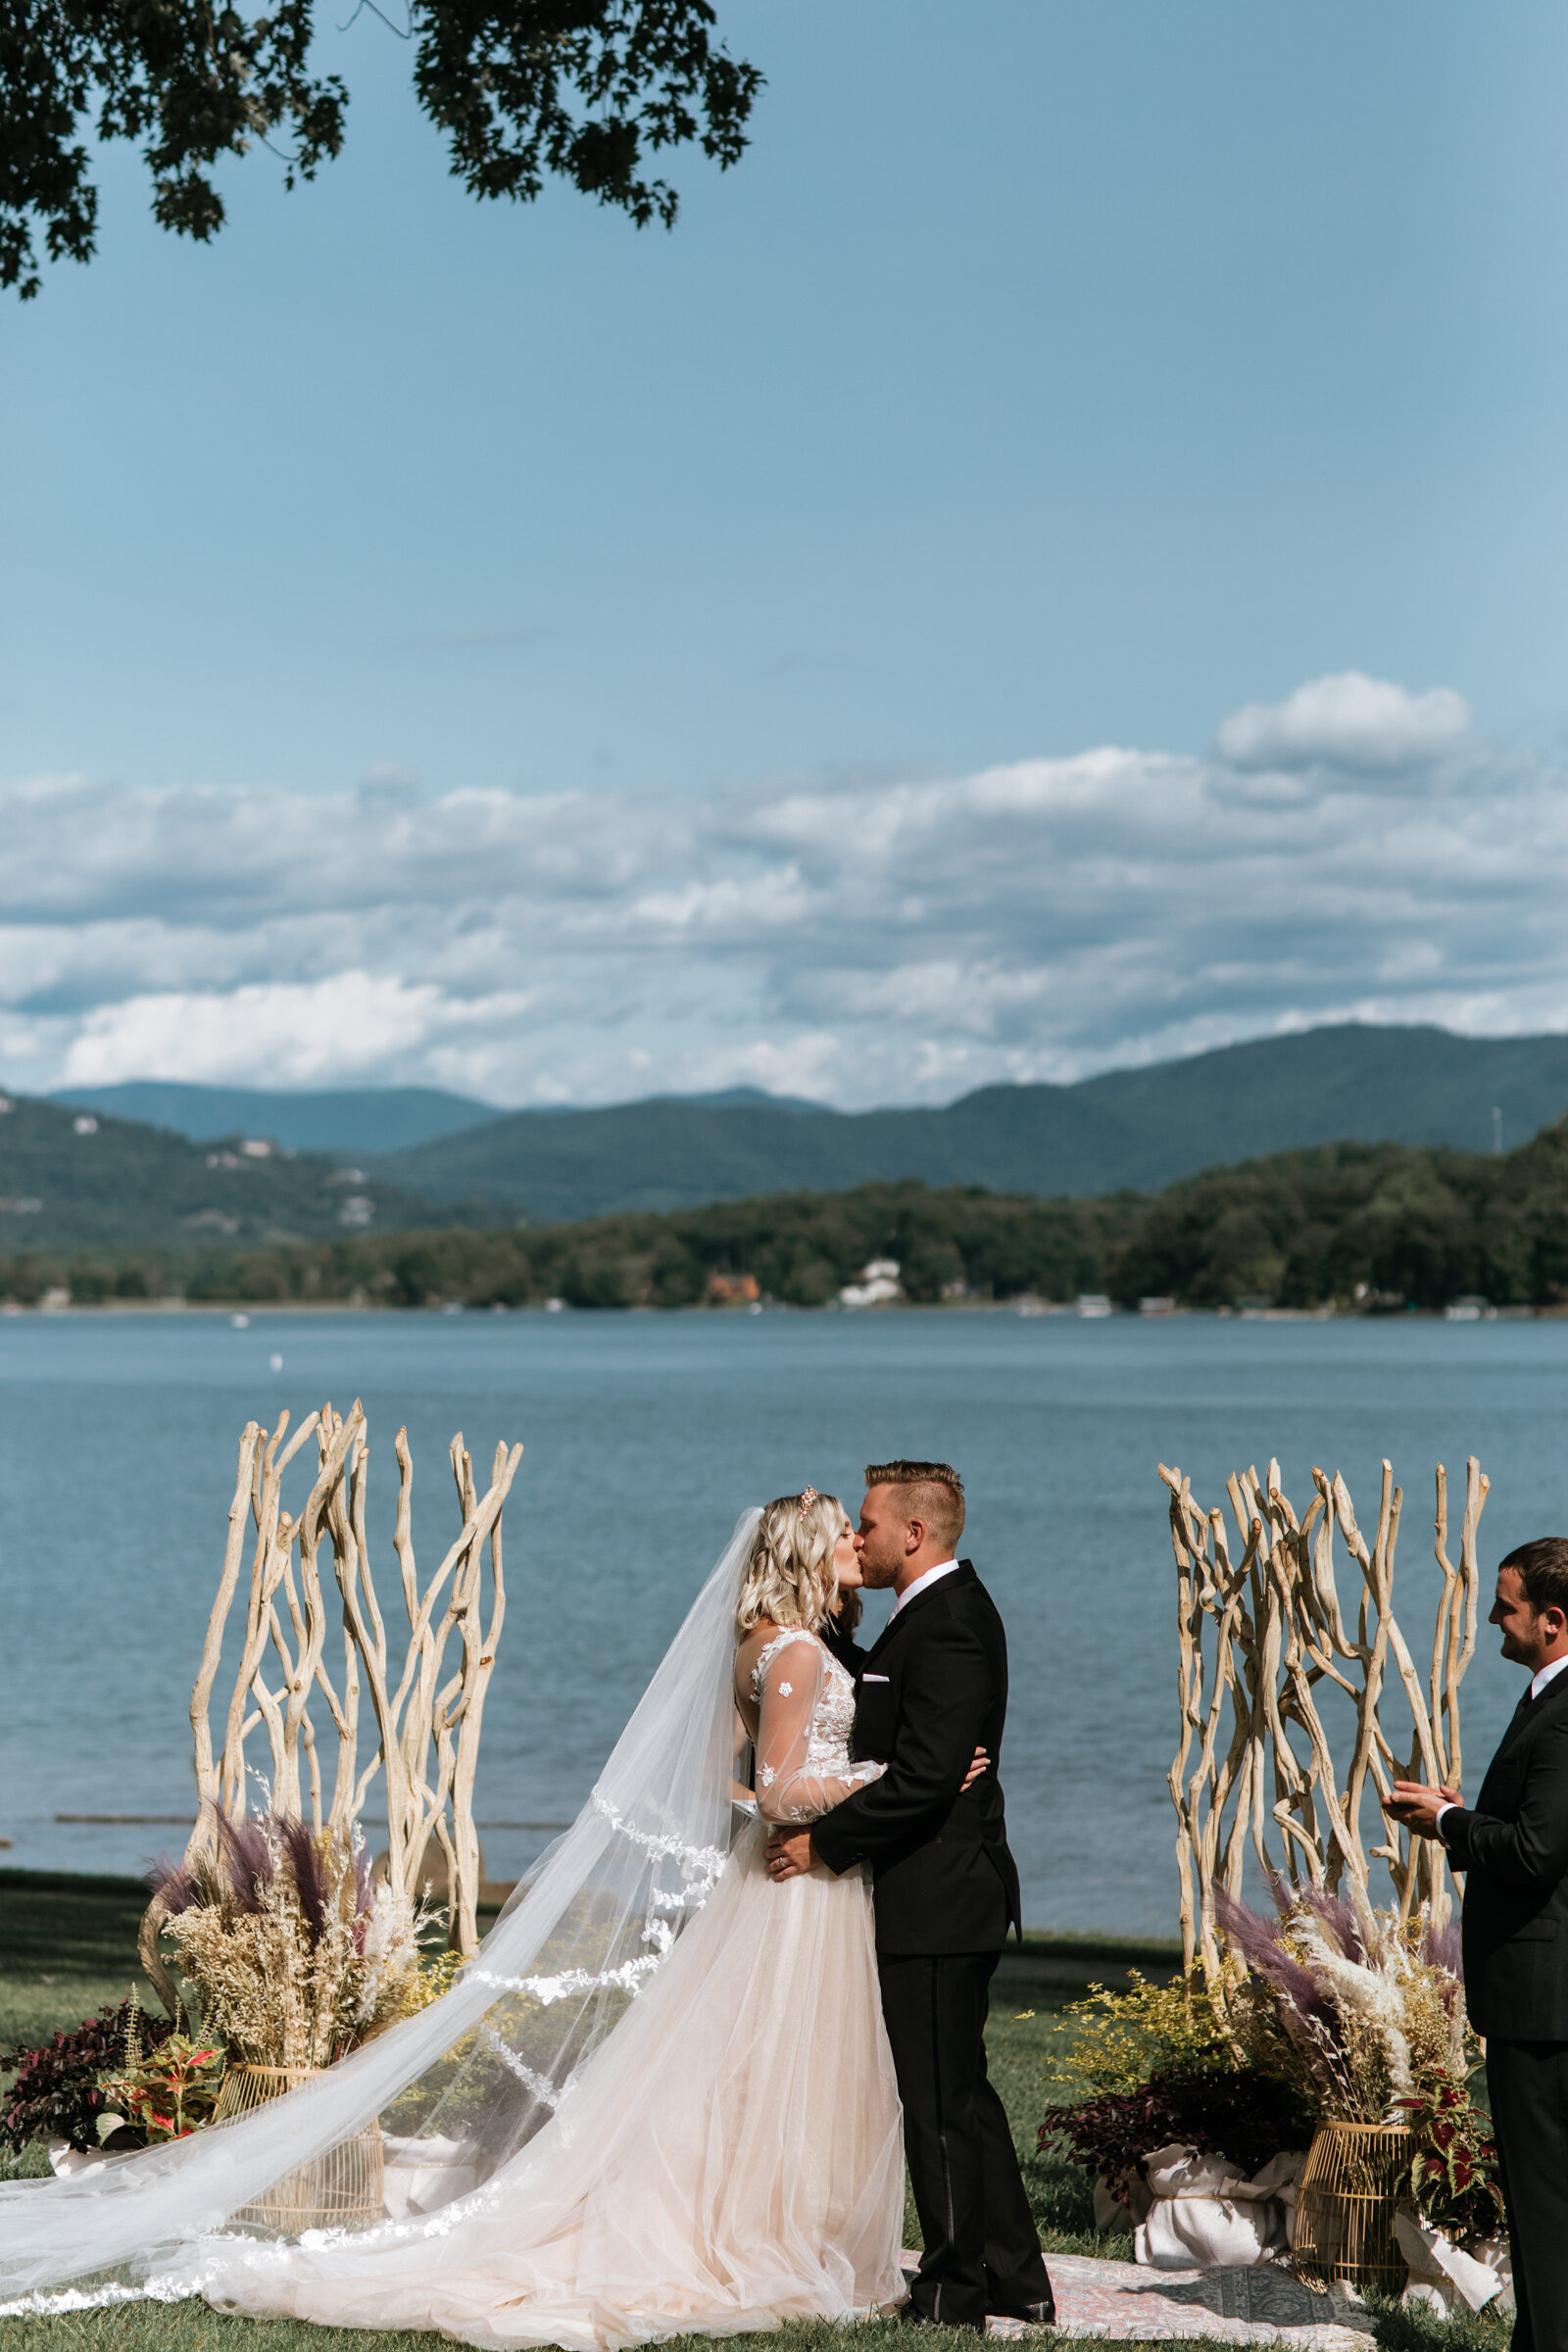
[3,1308,1567,1933]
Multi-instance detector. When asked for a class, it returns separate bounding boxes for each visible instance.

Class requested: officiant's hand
[1384,1780,1460,1838]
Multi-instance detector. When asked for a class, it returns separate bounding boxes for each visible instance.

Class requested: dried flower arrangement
[1213,1882,1471,2126]
[149,1809,433,2072]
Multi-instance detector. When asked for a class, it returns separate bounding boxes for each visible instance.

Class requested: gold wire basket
[1292,2119,1412,2294]
[213,2061,384,2232]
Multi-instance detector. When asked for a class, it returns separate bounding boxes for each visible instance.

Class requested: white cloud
[57,975,539,1090]
[1214,670,1473,772]
[1,671,1564,1109]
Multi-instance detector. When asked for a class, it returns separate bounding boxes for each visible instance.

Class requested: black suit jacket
[820,1612,869,1683]
[1444,1669,1568,2039]
[811,1560,1024,1955]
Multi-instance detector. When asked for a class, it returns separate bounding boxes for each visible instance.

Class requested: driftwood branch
[1159,1453,1488,1994]
[140,1401,522,2011]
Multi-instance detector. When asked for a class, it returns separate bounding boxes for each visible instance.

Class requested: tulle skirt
[202,1819,906,2348]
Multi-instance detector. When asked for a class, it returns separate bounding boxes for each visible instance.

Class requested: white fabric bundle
[1395,2209,1511,2315]
[1132,2144,1305,2270]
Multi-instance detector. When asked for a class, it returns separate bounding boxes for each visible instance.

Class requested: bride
[0,1491,969,2346]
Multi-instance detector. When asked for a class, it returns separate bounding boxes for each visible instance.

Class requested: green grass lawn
[0,1874,1493,2352]
[0,1873,162,2057]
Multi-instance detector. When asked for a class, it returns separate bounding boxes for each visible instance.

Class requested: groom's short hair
[1502,1538,1568,1618]
[865,1459,965,1551]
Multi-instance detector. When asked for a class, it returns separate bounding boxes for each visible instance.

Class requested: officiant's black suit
[812,1561,1051,2331]
[1443,1669,1568,2352]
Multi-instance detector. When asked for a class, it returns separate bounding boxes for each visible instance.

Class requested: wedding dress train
[0,1518,906,2341]
[199,1628,906,2348]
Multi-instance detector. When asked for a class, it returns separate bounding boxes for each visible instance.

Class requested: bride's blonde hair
[735,1490,844,1638]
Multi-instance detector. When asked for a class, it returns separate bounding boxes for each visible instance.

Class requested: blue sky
[3,2,1568,1106]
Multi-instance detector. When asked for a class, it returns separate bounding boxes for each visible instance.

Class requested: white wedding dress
[0,1517,906,2340]
[197,1627,906,2348]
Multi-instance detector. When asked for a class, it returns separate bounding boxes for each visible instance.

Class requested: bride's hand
[766,1828,816,1881]
[961,1746,989,1792]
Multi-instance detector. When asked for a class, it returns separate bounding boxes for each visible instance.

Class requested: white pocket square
[861,1672,891,1683]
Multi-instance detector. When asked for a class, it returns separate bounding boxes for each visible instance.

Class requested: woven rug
[983,2253,1375,2345]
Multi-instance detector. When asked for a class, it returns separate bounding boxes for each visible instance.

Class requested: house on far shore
[708,1271,760,1305]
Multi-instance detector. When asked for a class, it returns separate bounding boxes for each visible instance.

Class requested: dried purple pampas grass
[1212,1882,1472,2123]
[1425,1913,1463,1980]
[215,1809,274,1914]
[144,1855,197,1917]
[1212,1888,1334,2028]
[278,1817,330,1949]
[1296,1882,1367,1964]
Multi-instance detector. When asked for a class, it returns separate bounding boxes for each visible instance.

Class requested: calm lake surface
[3,1308,1567,1932]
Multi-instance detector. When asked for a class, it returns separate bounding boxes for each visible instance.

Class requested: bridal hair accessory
[799,1487,819,1510]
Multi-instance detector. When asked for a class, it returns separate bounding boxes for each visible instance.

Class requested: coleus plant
[96,2033,225,2145]
[0,2000,174,2153]
[1396,2074,1504,2244]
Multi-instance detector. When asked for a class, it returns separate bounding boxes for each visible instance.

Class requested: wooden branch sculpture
[140,1401,521,2011]
[1158,1454,1487,1992]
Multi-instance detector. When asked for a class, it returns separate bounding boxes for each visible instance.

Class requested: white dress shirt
[1436,1652,1568,1837]
[891,1557,960,1617]
[1531,1653,1568,1701]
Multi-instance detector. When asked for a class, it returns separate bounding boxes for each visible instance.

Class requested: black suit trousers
[1487,2040,1568,2352]
[877,1952,1052,2329]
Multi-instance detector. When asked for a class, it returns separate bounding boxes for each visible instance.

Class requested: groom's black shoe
[987,2300,1055,2329]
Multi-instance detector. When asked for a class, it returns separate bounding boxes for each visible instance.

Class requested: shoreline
[1,1297,1560,1320]
[0,1866,1183,1978]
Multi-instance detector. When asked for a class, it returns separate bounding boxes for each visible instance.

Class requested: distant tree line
[4,1115,1568,1312]
[0,1184,1130,1311]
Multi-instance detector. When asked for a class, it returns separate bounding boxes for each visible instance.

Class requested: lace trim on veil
[0,1509,765,2320]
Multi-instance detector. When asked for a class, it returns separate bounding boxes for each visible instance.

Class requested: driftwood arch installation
[141,1401,521,2010]
[1158,1454,1488,1986]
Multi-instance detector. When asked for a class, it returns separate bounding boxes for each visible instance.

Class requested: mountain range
[370,1023,1568,1224]
[48,1081,498,1156]
[9,1021,1568,1249]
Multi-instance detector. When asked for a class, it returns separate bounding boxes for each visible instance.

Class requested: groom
[765,1460,1053,2333]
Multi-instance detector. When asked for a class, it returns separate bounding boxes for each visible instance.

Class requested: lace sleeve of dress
[752,1634,886,1826]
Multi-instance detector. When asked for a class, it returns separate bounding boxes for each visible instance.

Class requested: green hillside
[369,1024,1568,1221]
[49,1081,500,1156]
[0,1094,441,1256]
[6,1112,1567,1312]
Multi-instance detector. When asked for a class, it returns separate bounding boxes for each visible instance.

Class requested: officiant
[1389,1537,1568,2352]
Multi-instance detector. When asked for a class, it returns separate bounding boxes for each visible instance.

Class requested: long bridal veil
[0,1509,760,2316]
